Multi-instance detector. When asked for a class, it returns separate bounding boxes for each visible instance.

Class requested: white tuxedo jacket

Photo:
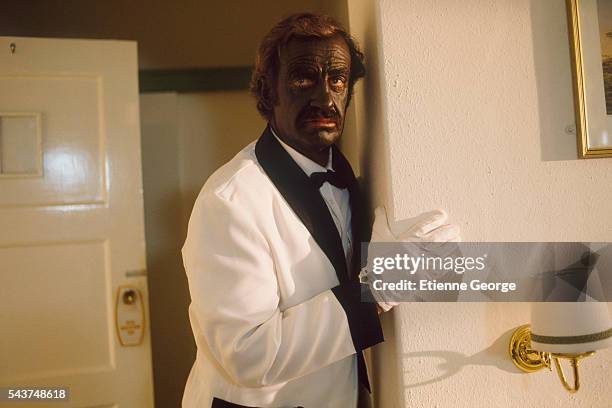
[182,127,383,408]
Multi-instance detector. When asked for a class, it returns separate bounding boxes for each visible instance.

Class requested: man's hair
[250,12,366,120]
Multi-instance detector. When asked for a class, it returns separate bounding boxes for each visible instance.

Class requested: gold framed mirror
[567,0,612,158]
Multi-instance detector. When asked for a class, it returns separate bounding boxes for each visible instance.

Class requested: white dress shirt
[271,128,352,258]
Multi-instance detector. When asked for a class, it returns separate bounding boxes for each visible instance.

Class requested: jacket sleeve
[182,191,382,388]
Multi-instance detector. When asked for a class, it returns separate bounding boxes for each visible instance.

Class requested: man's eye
[331,77,347,87]
[292,78,314,88]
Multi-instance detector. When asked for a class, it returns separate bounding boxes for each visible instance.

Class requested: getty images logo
[371,253,488,275]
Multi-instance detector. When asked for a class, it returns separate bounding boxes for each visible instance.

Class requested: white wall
[346,0,612,407]
[140,93,192,408]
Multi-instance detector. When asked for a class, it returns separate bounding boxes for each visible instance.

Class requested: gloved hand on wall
[365,206,461,312]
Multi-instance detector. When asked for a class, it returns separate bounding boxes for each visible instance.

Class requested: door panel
[0,37,154,408]
[1,241,112,379]
[0,75,105,206]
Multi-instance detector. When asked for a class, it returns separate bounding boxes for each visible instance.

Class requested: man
[182,13,458,407]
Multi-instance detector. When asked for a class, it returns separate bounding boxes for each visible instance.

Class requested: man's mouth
[301,117,338,129]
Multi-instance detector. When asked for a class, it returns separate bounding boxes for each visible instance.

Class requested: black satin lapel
[255,126,348,283]
[332,145,363,279]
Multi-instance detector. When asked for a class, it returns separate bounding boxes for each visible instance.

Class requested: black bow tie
[310,170,349,189]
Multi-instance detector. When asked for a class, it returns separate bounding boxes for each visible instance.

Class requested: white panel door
[0,37,154,408]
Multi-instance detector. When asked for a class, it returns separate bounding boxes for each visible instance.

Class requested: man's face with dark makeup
[271,35,351,165]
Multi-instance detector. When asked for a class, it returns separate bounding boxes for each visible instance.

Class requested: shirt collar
[270,125,333,177]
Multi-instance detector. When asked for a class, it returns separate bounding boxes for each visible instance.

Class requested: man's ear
[259,76,275,112]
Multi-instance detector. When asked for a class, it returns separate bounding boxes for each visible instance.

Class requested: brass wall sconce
[509,303,612,393]
[509,324,596,393]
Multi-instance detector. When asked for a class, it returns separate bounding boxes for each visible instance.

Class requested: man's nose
[311,79,334,110]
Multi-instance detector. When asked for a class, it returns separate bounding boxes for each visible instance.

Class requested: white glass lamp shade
[530,302,612,354]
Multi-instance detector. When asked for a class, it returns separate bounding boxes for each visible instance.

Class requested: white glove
[367,206,461,312]
[371,206,461,243]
